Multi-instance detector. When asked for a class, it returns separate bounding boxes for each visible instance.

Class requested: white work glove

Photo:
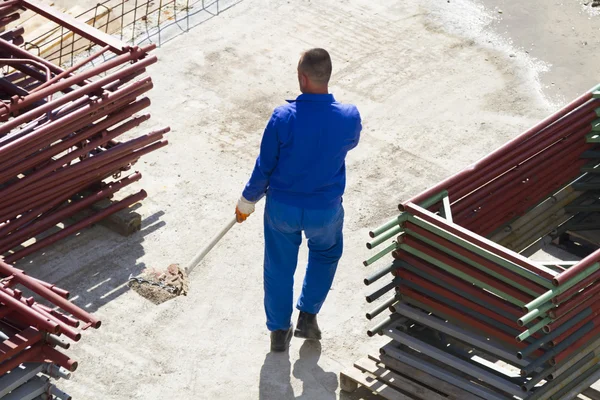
[235,196,256,223]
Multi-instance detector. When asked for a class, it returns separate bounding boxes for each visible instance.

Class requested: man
[236,48,362,352]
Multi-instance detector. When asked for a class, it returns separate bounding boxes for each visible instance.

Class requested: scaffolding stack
[346,85,600,399]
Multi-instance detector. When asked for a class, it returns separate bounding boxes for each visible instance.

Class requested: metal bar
[396,256,522,318]
[364,262,396,286]
[404,221,546,296]
[367,314,401,337]
[400,287,536,350]
[400,237,530,305]
[398,270,521,331]
[363,241,397,266]
[391,302,531,367]
[524,352,595,394]
[525,264,600,312]
[365,295,398,320]
[549,363,600,400]
[31,45,111,93]
[366,277,400,303]
[380,344,508,400]
[403,89,600,208]
[369,214,405,238]
[5,189,152,263]
[407,212,555,285]
[367,226,402,249]
[383,327,523,396]
[1,375,49,400]
[518,308,592,359]
[522,316,600,376]
[0,362,45,397]
[0,56,156,135]
[21,0,130,53]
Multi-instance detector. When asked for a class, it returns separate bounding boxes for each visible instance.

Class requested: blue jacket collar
[286,93,336,103]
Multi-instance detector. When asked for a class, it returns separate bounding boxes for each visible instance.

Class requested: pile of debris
[354,84,600,399]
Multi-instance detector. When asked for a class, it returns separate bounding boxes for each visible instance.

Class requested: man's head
[297,48,332,94]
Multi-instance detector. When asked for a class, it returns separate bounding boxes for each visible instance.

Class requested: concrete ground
[16,0,599,399]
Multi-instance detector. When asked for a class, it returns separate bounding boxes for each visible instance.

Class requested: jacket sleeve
[242,111,280,202]
[349,107,362,151]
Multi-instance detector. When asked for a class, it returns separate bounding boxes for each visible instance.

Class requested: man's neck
[302,86,329,95]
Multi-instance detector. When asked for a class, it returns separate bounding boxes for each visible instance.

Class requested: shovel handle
[185,216,238,274]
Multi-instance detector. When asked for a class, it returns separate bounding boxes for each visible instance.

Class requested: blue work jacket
[242,93,362,209]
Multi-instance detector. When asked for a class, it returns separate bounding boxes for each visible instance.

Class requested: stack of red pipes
[0,0,169,397]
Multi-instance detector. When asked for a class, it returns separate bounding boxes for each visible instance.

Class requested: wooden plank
[354,357,447,400]
[376,353,484,400]
[340,367,416,400]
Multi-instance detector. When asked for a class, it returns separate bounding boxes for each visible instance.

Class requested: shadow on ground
[259,340,378,400]
[14,210,166,314]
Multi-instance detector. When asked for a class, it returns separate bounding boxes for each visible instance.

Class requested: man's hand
[236,196,256,223]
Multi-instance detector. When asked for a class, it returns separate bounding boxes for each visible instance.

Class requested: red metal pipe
[0,342,43,375]
[404,221,546,294]
[31,45,111,92]
[554,249,600,286]
[546,299,600,333]
[10,46,154,113]
[553,316,600,364]
[397,250,522,317]
[0,288,60,334]
[403,202,555,280]
[0,128,164,208]
[456,138,589,227]
[28,304,81,341]
[453,127,591,217]
[0,327,41,363]
[0,12,20,27]
[402,235,532,303]
[0,100,151,182]
[551,282,600,319]
[0,77,152,162]
[0,76,152,155]
[398,269,521,329]
[554,275,600,305]
[465,153,589,235]
[446,102,599,203]
[0,180,94,235]
[6,190,147,265]
[403,88,599,207]
[400,287,541,354]
[0,172,142,251]
[551,309,600,347]
[39,344,77,372]
[0,261,101,328]
[35,303,79,328]
[0,107,150,189]
[0,55,156,134]
[1,271,70,299]
[461,157,588,236]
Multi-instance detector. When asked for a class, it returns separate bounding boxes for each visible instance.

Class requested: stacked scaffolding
[359,84,600,399]
[0,0,169,398]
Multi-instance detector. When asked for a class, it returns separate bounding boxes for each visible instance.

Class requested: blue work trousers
[263,197,344,332]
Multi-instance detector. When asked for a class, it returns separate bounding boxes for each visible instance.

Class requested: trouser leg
[297,204,344,314]
[263,199,302,331]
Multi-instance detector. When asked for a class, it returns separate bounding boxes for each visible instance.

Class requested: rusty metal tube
[403,88,600,208]
[5,190,148,267]
[0,261,101,329]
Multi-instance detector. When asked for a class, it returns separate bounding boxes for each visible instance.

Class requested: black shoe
[294,311,321,340]
[270,325,293,352]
